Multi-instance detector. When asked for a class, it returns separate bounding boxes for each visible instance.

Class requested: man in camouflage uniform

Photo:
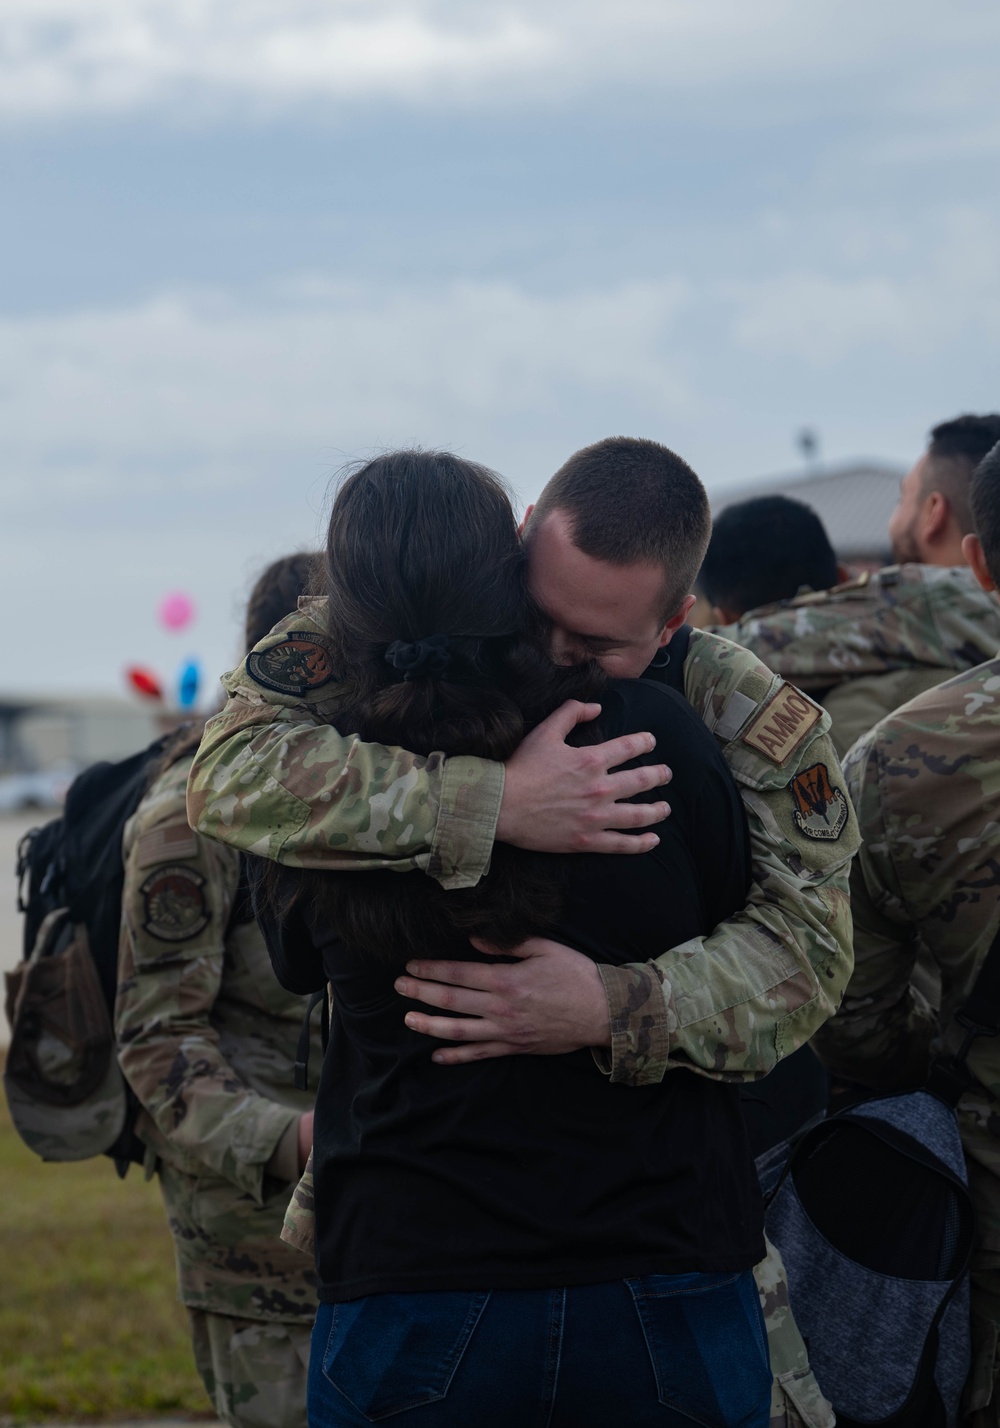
[190,437,853,1426]
[716,413,1000,757]
[117,554,322,1428]
[813,439,1000,1423]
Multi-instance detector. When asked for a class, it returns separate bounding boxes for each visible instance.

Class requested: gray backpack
[757,929,1000,1428]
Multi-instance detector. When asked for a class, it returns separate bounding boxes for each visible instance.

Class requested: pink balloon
[158,591,196,632]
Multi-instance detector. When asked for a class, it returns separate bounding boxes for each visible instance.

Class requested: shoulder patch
[135,823,198,869]
[140,864,210,942]
[790,763,848,841]
[246,632,334,697]
[741,684,821,766]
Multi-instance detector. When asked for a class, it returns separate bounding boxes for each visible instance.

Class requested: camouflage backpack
[5,737,171,1175]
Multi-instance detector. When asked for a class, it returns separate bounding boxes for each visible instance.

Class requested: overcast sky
[3,0,999,697]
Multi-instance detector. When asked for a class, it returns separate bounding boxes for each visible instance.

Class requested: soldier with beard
[715,414,1000,757]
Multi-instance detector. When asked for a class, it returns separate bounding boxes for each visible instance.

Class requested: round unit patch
[790,763,848,842]
[140,864,211,942]
[246,633,334,697]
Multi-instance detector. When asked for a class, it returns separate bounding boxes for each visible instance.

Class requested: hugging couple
[189,437,856,1428]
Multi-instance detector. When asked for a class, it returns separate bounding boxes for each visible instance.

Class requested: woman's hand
[394,937,612,1064]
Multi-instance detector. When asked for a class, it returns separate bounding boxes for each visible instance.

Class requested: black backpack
[756,930,1000,1428]
[5,736,172,1176]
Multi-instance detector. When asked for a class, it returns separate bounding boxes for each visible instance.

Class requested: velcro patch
[741,684,821,766]
[713,690,758,743]
[140,864,210,943]
[135,823,198,869]
[246,632,334,697]
[790,763,848,841]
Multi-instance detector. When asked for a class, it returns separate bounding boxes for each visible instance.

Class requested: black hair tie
[385,634,452,681]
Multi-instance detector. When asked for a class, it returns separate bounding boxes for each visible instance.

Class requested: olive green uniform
[117,754,320,1428]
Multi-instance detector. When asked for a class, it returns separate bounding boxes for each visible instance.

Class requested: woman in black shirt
[261,451,771,1428]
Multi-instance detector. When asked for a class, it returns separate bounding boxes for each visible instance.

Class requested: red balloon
[126,666,164,701]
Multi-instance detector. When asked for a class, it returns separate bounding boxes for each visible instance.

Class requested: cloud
[725,212,1000,364]
[2,0,997,123]
[0,274,692,511]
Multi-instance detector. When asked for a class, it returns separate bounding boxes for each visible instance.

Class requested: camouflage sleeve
[281,1151,316,1255]
[187,599,503,891]
[596,633,857,1086]
[116,761,299,1203]
[810,728,937,1090]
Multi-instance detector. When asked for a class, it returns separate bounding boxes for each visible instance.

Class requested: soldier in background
[813,440,1000,1424]
[698,495,845,627]
[116,552,321,1428]
[716,414,1000,756]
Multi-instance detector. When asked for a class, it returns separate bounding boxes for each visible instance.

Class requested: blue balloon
[178,659,200,710]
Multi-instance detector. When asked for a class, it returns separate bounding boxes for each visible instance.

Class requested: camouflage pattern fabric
[813,656,1000,1421]
[118,754,319,1324]
[281,1150,316,1255]
[594,627,857,1087]
[756,1235,835,1428]
[189,601,857,1089]
[718,564,1000,759]
[188,1308,310,1428]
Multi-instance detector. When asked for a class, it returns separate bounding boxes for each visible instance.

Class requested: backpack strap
[644,624,692,694]
[927,923,1000,1106]
[294,987,329,1092]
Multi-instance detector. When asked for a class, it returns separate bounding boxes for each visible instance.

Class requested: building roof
[708,460,904,563]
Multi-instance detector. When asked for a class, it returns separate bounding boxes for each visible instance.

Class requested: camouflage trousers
[188,1308,312,1428]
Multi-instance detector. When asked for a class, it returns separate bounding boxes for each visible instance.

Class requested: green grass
[0,1085,212,1422]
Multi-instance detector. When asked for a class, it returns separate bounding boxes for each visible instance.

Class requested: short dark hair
[244,551,321,652]
[970,442,1000,587]
[925,414,1000,536]
[527,436,711,619]
[698,496,838,618]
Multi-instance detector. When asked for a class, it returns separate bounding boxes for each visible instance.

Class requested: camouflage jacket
[117,754,320,1322]
[719,565,1000,758]
[813,656,1000,1096]
[188,598,858,1088]
[812,656,1000,1414]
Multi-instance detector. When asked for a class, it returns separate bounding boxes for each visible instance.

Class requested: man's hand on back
[395,936,612,1064]
[497,700,671,855]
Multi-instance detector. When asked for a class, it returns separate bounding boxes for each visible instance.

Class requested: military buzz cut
[970,441,1000,587]
[527,436,712,620]
[926,413,1000,536]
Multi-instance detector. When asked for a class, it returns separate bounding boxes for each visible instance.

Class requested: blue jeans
[308,1272,771,1427]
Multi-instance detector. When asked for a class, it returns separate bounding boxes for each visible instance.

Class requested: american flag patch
[135,822,199,868]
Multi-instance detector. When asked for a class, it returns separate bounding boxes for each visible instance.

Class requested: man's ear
[835,563,851,586]
[921,490,950,545]
[657,594,697,647]
[517,502,535,538]
[962,533,996,593]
